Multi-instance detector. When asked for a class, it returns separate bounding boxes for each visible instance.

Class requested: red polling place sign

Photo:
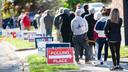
[47,48,74,64]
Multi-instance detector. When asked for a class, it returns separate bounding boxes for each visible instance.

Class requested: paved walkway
[0,40,22,72]
[62,58,128,72]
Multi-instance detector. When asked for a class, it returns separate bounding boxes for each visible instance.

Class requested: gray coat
[43,13,53,30]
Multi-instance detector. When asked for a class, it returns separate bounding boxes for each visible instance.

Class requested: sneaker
[110,66,117,71]
[80,56,83,59]
[85,61,92,64]
[94,60,101,66]
[85,59,91,64]
[80,56,83,60]
[103,61,108,66]
[117,65,123,70]
[100,61,103,65]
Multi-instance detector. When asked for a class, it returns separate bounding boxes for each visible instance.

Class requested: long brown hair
[110,8,120,23]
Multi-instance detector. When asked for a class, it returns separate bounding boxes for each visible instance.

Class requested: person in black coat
[81,4,89,18]
[105,8,123,71]
[85,8,96,60]
[80,4,89,59]
[69,11,75,47]
[60,9,72,43]
[86,8,96,45]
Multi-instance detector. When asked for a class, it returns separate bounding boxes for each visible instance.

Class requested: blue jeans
[2,18,11,29]
[96,38,108,61]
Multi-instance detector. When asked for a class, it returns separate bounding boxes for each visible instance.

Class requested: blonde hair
[110,8,120,23]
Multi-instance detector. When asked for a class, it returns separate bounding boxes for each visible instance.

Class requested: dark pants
[73,33,91,62]
[2,18,11,29]
[109,42,121,66]
[33,20,38,29]
[80,47,84,58]
[80,42,95,59]
[61,31,72,43]
[97,38,108,61]
[46,29,52,36]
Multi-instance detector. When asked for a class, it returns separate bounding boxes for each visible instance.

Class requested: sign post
[35,37,53,48]
[35,37,53,56]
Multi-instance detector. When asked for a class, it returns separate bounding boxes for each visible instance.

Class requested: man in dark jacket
[81,4,89,18]
[60,8,72,42]
[86,8,96,44]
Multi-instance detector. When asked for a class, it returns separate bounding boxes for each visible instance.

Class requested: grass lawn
[103,46,128,58]
[27,54,79,72]
[120,46,128,58]
[5,37,35,50]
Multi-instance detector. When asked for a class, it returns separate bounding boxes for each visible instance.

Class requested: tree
[13,0,63,14]
[35,0,63,12]
[123,0,128,45]
[64,0,96,11]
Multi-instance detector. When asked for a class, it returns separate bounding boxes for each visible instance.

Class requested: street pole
[123,0,128,45]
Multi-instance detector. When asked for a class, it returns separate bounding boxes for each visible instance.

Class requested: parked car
[88,2,105,12]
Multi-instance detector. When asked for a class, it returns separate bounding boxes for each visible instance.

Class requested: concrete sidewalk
[0,40,22,72]
[62,58,128,72]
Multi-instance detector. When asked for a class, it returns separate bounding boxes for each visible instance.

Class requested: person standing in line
[60,8,72,42]
[81,4,89,18]
[71,9,91,64]
[43,10,53,37]
[80,4,89,59]
[33,10,41,30]
[94,9,108,65]
[93,12,102,60]
[2,9,12,29]
[22,12,31,31]
[105,8,123,71]
[39,12,46,36]
[69,11,75,47]
[53,7,64,41]
[85,8,96,60]
[18,9,25,30]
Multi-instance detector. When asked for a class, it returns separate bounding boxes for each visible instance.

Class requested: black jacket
[85,14,96,40]
[105,18,122,42]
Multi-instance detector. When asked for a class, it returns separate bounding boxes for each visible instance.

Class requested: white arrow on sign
[49,55,72,59]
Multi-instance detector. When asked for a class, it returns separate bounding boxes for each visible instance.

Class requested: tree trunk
[123,0,128,45]
[0,0,2,28]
